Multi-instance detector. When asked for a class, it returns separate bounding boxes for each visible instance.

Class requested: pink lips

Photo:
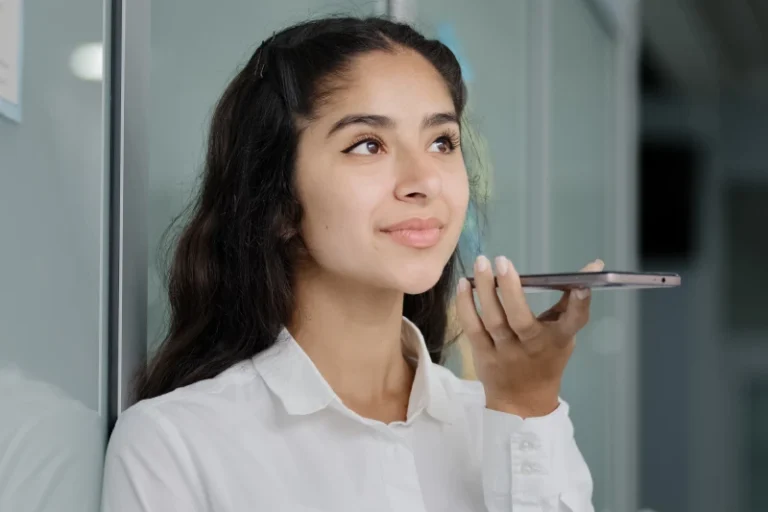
[381,217,444,248]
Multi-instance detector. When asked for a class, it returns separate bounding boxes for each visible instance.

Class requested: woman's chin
[395,268,446,296]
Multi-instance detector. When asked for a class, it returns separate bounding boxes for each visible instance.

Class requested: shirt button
[520,440,534,451]
[521,463,534,475]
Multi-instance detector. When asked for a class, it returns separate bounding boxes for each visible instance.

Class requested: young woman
[102,15,600,512]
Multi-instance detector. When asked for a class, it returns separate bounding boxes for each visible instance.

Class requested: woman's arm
[454,256,604,511]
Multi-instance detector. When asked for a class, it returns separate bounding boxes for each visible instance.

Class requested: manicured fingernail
[495,256,509,276]
[457,278,469,293]
[475,255,489,273]
[594,259,605,268]
[573,288,590,300]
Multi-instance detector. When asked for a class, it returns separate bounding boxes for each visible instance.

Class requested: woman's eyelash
[342,133,384,153]
[342,130,461,153]
[437,130,461,150]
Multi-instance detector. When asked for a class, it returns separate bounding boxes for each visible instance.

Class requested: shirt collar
[400,317,456,424]
[250,317,456,425]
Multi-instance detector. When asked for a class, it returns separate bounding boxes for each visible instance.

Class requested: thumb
[543,259,605,319]
[556,259,604,338]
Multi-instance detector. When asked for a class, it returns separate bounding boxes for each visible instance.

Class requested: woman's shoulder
[109,359,268,448]
[101,364,266,510]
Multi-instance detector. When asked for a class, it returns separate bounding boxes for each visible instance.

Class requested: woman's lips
[384,228,442,248]
[381,218,444,248]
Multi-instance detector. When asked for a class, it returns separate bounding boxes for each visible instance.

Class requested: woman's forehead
[308,52,455,126]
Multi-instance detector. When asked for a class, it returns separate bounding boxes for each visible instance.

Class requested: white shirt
[101,319,594,512]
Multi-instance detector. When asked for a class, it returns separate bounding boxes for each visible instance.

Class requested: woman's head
[295,45,469,295]
[136,16,474,400]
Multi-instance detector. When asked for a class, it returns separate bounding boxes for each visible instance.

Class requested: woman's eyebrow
[326,112,458,139]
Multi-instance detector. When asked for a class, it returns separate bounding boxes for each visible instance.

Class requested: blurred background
[1,0,766,511]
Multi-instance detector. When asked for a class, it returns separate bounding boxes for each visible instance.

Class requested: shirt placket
[380,424,428,512]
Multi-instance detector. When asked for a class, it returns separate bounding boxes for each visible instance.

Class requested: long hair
[135,15,478,401]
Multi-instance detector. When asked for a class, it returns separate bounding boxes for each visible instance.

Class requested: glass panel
[549,0,619,510]
[147,1,384,351]
[0,0,108,510]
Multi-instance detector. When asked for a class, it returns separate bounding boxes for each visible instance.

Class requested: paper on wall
[0,0,22,122]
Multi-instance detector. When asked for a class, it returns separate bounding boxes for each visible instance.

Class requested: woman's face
[294,48,469,295]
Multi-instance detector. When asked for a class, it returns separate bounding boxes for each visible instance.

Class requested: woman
[102,15,601,512]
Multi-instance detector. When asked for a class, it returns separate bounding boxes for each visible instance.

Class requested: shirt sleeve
[481,399,595,512]
[101,406,204,512]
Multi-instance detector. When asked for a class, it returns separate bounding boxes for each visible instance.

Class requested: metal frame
[608,3,640,510]
[108,0,149,422]
[526,0,553,275]
[99,0,114,423]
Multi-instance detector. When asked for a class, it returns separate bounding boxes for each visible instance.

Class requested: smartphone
[466,271,681,292]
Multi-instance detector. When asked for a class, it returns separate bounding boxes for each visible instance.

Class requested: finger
[557,288,592,339]
[455,277,495,353]
[473,256,516,345]
[538,307,563,323]
[495,256,541,342]
[549,291,571,315]
[581,259,605,273]
[558,259,606,307]
[546,259,606,318]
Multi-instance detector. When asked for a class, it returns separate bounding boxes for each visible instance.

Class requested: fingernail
[594,259,605,268]
[573,288,590,300]
[457,278,469,293]
[495,256,509,276]
[475,255,489,273]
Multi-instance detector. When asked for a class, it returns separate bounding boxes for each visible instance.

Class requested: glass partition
[0,0,109,510]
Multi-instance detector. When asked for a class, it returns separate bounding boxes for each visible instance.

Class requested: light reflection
[69,43,103,82]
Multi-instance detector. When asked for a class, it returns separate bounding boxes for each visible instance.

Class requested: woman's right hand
[455,257,604,418]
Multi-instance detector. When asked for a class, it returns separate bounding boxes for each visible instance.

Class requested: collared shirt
[101,319,594,511]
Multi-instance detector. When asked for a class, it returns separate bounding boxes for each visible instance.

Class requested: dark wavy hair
[135,15,481,401]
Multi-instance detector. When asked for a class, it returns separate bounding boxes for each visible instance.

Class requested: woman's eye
[345,134,457,155]
[347,139,383,155]
[429,137,454,154]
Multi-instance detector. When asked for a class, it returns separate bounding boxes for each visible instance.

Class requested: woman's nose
[394,158,442,203]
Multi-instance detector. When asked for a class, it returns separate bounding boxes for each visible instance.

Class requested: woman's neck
[288,267,415,421]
